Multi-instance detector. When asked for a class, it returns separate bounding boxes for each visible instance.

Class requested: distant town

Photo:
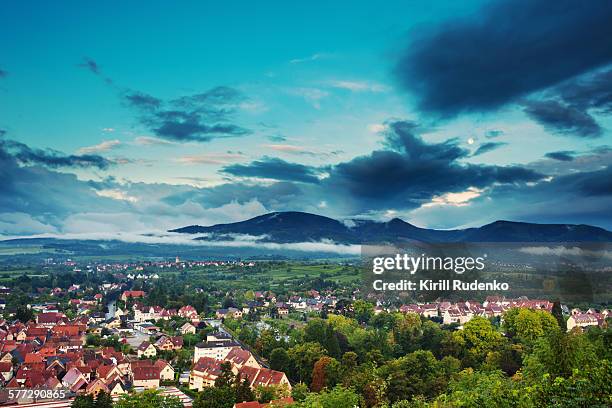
[0,256,609,407]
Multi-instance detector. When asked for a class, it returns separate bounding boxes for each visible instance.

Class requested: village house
[121,290,146,302]
[154,335,184,351]
[137,341,157,358]
[567,313,601,331]
[180,322,197,335]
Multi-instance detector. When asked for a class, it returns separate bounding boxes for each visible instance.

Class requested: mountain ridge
[169,211,612,243]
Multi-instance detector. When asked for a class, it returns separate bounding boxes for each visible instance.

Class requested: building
[567,313,600,331]
[137,341,157,358]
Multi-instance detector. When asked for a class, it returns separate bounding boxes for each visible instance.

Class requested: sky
[1,0,612,239]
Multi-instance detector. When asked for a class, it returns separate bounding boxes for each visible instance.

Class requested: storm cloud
[395,0,612,117]
[545,151,576,162]
[523,100,602,138]
[320,121,544,211]
[0,139,112,169]
[222,157,324,184]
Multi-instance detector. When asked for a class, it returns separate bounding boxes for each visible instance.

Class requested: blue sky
[1,0,611,238]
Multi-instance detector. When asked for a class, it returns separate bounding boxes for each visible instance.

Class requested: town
[0,257,609,407]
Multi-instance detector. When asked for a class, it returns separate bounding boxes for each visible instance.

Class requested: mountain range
[170,212,612,243]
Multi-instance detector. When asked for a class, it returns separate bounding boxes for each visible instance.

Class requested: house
[154,335,183,351]
[234,398,294,408]
[225,348,261,369]
[0,361,13,381]
[62,367,88,392]
[137,341,157,358]
[155,359,175,382]
[216,308,243,319]
[237,365,291,390]
[567,313,600,331]
[193,340,241,363]
[190,357,237,390]
[178,305,199,320]
[36,312,67,328]
[121,291,145,302]
[86,378,110,397]
[180,322,196,335]
[132,366,160,389]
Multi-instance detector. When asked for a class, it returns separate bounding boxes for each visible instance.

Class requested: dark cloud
[0,129,6,137]
[557,68,612,113]
[523,99,602,138]
[485,130,504,139]
[472,142,507,157]
[124,86,251,143]
[569,165,612,196]
[545,151,576,162]
[78,57,101,75]
[268,134,287,142]
[321,121,544,211]
[521,67,612,137]
[80,58,250,143]
[0,68,7,78]
[395,0,612,116]
[0,139,112,170]
[222,157,322,184]
[78,57,113,85]
[124,91,162,111]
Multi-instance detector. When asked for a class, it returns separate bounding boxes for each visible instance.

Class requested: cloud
[262,143,336,158]
[556,67,612,113]
[81,58,251,143]
[394,0,612,116]
[95,189,138,203]
[267,134,287,142]
[222,157,323,184]
[321,121,545,212]
[290,88,329,109]
[78,57,113,84]
[0,139,112,170]
[123,86,251,143]
[328,80,388,92]
[0,68,7,78]
[522,67,612,137]
[176,152,244,165]
[134,136,177,146]
[523,99,602,138]
[485,130,504,139]
[78,57,101,75]
[77,139,121,154]
[545,151,576,162]
[472,142,507,156]
[290,53,326,64]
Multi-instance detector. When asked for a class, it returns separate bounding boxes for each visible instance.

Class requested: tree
[311,356,333,392]
[437,369,519,408]
[71,395,94,408]
[214,361,236,388]
[194,387,235,408]
[452,317,504,367]
[270,348,291,372]
[235,377,255,403]
[288,342,326,384]
[291,383,310,402]
[353,300,374,324]
[298,386,360,408]
[94,392,113,408]
[551,300,565,329]
[15,306,34,323]
[114,390,183,408]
